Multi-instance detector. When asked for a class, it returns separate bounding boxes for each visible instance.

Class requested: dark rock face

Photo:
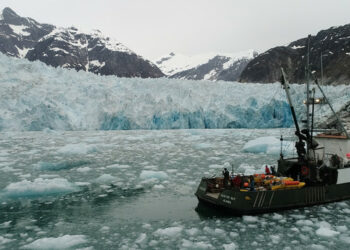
[240,24,350,84]
[0,7,163,78]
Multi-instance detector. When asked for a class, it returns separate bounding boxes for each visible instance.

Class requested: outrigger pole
[280,68,307,159]
[313,78,349,138]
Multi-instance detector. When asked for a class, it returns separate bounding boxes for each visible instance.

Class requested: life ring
[301,166,309,176]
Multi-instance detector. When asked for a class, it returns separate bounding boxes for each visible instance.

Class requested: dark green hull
[195,179,350,215]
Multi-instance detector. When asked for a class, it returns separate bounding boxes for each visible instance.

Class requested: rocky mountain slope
[240,24,350,84]
[0,7,163,78]
[155,50,257,81]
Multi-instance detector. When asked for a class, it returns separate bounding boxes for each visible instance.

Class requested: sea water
[0,129,349,249]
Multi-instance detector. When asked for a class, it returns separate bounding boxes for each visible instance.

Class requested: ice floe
[140,170,168,180]
[154,226,183,237]
[242,136,295,155]
[22,235,87,249]
[1,178,78,199]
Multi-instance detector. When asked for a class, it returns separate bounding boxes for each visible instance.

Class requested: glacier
[0,53,350,131]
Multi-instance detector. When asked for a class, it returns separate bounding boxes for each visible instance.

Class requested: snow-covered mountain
[0,7,163,78]
[240,24,350,84]
[154,50,258,81]
[1,52,350,131]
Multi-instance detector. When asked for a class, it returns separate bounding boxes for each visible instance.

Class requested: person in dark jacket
[223,168,230,187]
[249,175,255,191]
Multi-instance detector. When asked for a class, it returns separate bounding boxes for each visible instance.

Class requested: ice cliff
[0,53,349,131]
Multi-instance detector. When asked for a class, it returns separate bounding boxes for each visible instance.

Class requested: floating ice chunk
[135,233,147,244]
[0,166,19,172]
[317,221,331,229]
[336,225,348,233]
[214,228,225,235]
[185,228,199,236]
[57,143,98,155]
[144,165,159,170]
[243,136,295,155]
[154,226,183,237]
[37,160,89,171]
[194,143,212,149]
[340,235,350,244]
[209,164,223,169]
[230,232,239,238]
[39,174,60,179]
[242,216,258,223]
[271,213,283,220]
[1,178,78,199]
[296,219,314,226]
[342,208,350,214]
[320,207,330,213]
[182,239,213,249]
[99,226,110,232]
[153,184,165,189]
[316,227,340,237]
[166,169,177,174]
[106,164,130,169]
[336,202,348,208]
[95,174,117,184]
[0,236,13,245]
[223,242,237,250]
[310,245,326,250]
[0,221,11,229]
[159,142,175,147]
[243,136,278,153]
[76,167,91,173]
[22,235,87,249]
[290,214,306,219]
[140,170,168,180]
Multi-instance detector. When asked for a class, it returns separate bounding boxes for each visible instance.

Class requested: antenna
[320,52,323,85]
[280,135,284,159]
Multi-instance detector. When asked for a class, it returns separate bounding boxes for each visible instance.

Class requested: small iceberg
[242,136,295,155]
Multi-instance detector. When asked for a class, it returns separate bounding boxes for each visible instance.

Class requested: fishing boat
[195,36,350,215]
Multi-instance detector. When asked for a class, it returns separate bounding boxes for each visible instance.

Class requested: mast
[306,35,311,156]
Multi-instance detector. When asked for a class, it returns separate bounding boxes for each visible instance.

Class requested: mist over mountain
[0,7,163,78]
[240,24,350,85]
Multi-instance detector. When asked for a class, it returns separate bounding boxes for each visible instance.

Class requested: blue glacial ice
[0,52,350,131]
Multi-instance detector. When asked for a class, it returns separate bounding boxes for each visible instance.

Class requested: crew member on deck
[223,168,230,187]
[265,165,271,175]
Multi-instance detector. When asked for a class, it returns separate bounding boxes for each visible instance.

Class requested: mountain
[240,24,350,84]
[154,50,258,81]
[0,7,163,78]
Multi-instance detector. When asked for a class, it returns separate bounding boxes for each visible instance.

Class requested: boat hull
[195,179,350,215]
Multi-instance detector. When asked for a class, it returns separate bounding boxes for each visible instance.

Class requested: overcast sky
[1,0,350,60]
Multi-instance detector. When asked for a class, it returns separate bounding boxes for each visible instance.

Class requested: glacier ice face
[0,53,349,131]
